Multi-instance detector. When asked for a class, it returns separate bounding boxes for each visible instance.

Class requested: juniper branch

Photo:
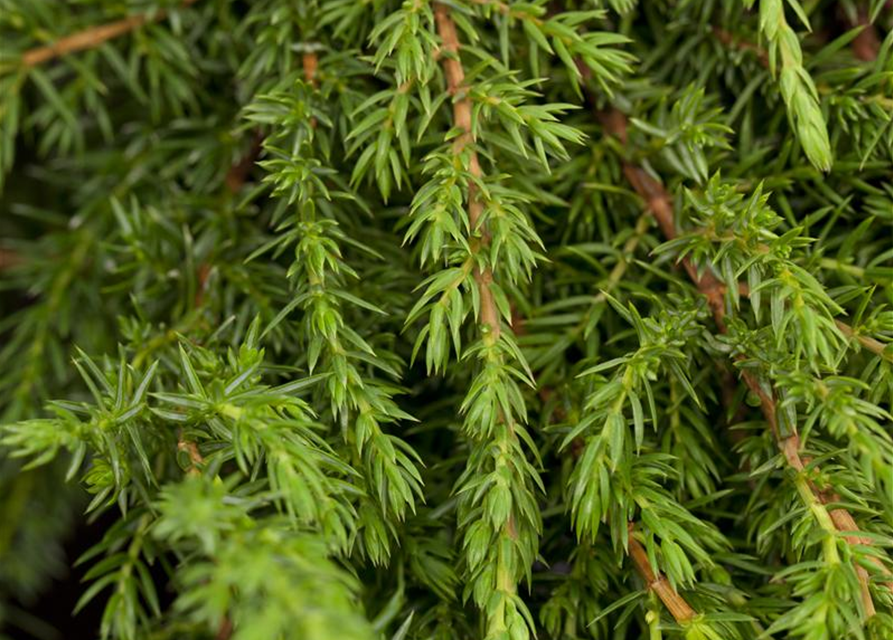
[433,6,527,635]
[753,0,832,172]
[433,4,502,343]
[834,319,892,362]
[600,106,886,617]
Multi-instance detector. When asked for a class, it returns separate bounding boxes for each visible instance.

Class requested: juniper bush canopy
[1,1,893,639]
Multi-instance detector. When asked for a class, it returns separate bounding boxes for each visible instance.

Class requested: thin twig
[302,50,320,130]
[835,319,892,362]
[601,114,728,315]
[193,263,212,309]
[21,0,199,67]
[176,432,230,636]
[302,51,319,88]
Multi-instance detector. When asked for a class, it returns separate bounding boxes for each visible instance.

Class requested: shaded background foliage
[0,1,892,639]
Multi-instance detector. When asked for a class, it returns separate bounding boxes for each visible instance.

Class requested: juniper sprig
[1,2,892,640]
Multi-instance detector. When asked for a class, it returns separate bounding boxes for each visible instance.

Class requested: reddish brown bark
[628,524,696,623]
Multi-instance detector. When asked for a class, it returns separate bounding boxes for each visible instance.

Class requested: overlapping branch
[711,23,891,365]
[560,327,700,625]
[569,45,704,633]
[600,107,890,616]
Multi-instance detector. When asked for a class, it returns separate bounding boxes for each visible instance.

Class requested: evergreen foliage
[1,1,892,639]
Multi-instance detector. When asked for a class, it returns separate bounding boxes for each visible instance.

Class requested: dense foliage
[1,1,893,639]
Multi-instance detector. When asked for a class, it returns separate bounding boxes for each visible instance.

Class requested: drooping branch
[558,350,700,624]
[203,50,319,306]
[224,49,316,195]
[435,0,512,545]
[20,0,199,67]
[433,5,532,632]
[176,432,233,639]
[434,3,501,341]
[600,107,887,615]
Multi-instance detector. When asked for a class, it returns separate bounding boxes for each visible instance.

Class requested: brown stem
[714,17,879,67]
[215,616,233,640]
[628,524,696,624]
[302,50,320,130]
[302,51,319,88]
[224,130,264,194]
[195,130,266,307]
[581,49,730,631]
[849,9,881,62]
[193,262,212,309]
[600,111,889,359]
[21,0,198,67]
[0,248,20,271]
[712,27,769,67]
[601,106,887,611]
[434,3,499,340]
[608,136,729,319]
[177,432,204,476]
